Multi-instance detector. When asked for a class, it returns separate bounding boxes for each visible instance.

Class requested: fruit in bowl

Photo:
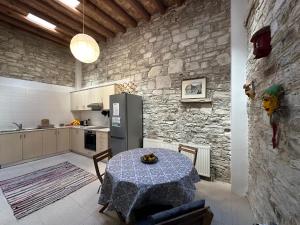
[141,153,158,164]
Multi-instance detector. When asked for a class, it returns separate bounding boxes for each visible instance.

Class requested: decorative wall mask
[117,82,137,94]
[250,26,272,59]
[243,81,256,100]
[262,84,284,148]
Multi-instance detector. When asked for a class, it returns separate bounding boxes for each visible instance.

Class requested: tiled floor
[0,152,254,225]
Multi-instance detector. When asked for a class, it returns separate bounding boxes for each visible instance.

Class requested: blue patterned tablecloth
[99,148,200,221]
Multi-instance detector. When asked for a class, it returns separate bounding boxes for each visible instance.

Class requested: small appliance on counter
[37,119,54,129]
[80,119,90,126]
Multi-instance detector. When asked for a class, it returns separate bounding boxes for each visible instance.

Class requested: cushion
[150,200,206,223]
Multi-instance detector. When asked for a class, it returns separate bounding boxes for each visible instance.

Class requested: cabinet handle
[20,134,22,139]
[24,134,26,138]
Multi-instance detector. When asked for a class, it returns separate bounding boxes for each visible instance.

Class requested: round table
[99,148,200,221]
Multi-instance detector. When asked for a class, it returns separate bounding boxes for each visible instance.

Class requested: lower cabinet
[0,128,71,166]
[96,132,110,153]
[43,129,57,155]
[23,131,43,160]
[57,128,70,153]
[0,133,23,165]
[70,128,84,153]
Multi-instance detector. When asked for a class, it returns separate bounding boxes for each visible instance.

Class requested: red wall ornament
[250,26,272,59]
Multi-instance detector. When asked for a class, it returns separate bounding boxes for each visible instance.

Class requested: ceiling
[0,0,185,46]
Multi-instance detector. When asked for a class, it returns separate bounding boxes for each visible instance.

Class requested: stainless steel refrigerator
[110,93,143,156]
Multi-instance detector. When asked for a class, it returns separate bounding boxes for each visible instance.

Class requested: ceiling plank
[89,0,137,27]
[0,16,68,46]
[114,0,151,21]
[0,5,70,42]
[76,0,126,33]
[19,0,106,42]
[45,0,115,38]
[139,0,166,14]
[0,9,69,46]
[0,0,74,39]
[151,0,166,14]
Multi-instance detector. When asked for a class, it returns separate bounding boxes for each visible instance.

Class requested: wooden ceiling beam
[0,15,68,46]
[0,5,70,43]
[151,0,166,14]
[76,0,126,33]
[115,0,151,21]
[0,0,75,39]
[138,0,166,15]
[0,5,70,42]
[19,0,106,42]
[89,0,137,28]
[44,0,114,38]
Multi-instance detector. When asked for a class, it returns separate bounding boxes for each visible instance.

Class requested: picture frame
[181,78,207,100]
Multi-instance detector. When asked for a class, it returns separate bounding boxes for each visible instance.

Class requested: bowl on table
[141,153,158,164]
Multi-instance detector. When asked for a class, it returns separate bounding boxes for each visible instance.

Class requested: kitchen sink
[0,129,20,133]
[0,128,40,133]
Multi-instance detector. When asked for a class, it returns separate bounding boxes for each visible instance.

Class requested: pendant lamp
[70,0,100,63]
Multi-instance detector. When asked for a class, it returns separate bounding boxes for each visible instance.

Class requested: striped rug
[0,161,97,219]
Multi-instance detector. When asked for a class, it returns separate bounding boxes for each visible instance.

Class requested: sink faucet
[12,122,23,130]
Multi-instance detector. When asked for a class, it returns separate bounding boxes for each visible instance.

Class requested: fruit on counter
[71,119,80,126]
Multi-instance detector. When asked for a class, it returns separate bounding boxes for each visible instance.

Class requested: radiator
[143,138,211,177]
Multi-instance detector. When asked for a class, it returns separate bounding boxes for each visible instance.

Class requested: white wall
[230,0,249,196]
[0,77,74,130]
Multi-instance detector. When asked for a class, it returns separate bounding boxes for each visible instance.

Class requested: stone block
[186,62,200,71]
[148,66,162,77]
[216,53,230,65]
[156,76,171,89]
[173,33,186,43]
[168,59,183,74]
[187,29,200,38]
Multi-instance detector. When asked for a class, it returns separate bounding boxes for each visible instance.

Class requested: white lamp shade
[70,33,100,63]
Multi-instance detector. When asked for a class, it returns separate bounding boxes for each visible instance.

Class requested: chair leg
[99,203,109,213]
[97,185,101,194]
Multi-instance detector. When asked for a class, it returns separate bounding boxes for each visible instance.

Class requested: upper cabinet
[70,84,118,111]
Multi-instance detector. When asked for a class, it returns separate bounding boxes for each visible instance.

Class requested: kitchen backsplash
[73,111,110,127]
[0,77,74,130]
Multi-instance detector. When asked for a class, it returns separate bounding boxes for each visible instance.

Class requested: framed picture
[181,78,206,99]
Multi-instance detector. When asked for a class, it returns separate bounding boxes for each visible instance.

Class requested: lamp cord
[83,0,85,34]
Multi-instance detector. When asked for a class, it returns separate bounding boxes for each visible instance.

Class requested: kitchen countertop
[0,126,110,135]
[69,126,110,133]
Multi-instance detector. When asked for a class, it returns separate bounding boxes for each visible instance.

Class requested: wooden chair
[93,148,112,213]
[134,200,213,225]
[154,207,213,225]
[178,144,198,166]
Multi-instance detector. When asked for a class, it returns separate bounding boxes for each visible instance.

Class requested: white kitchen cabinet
[43,129,57,155]
[89,87,102,104]
[70,128,84,153]
[0,133,23,165]
[101,85,117,110]
[57,128,70,153]
[23,131,43,160]
[96,132,110,153]
[71,90,89,111]
[70,84,118,111]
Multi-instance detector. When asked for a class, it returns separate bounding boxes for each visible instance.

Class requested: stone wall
[83,0,231,181]
[0,22,75,87]
[246,0,300,224]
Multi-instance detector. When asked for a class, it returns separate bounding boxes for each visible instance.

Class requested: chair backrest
[156,207,213,225]
[178,144,198,166]
[93,148,112,184]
